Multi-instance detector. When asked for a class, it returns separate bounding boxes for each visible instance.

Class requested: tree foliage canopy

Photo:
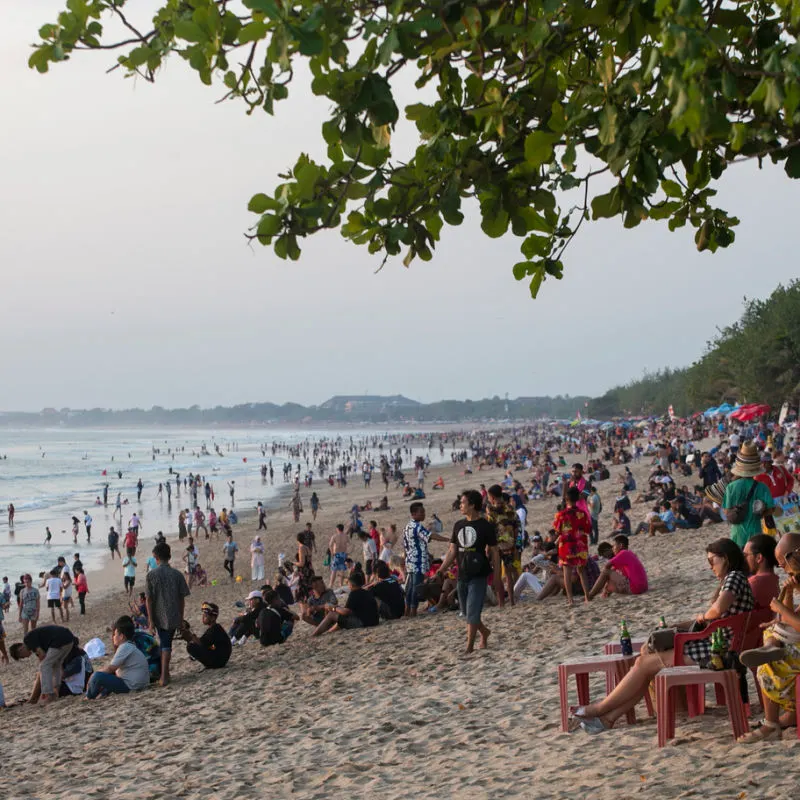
[591,280,800,416]
[31,0,800,295]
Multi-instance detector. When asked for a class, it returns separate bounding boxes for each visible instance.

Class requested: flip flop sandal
[737,722,780,743]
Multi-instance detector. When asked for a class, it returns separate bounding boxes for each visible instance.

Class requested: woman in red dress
[554,486,592,606]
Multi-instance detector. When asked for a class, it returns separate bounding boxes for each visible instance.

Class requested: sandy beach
[1,442,797,800]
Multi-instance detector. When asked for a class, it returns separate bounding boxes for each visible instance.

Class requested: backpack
[132,631,162,683]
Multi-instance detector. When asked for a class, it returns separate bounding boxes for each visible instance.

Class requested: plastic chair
[739,608,775,710]
[673,612,750,716]
[796,674,800,739]
[557,654,636,732]
[655,666,748,746]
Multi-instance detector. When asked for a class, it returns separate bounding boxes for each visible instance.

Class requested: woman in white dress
[250,536,265,582]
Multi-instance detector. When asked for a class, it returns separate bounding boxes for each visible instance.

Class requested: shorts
[156,628,174,652]
[331,551,347,572]
[337,614,363,630]
[404,572,425,609]
[499,549,518,568]
[457,577,488,626]
[47,599,62,609]
[124,576,135,589]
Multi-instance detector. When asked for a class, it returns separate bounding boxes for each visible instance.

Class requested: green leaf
[481,209,509,238]
[591,186,622,219]
[242,0,280,17]
[599,104,618,146]
[521,234,551,259]
[256,214,281,242]
[661,179,682,198]
[512,261,533,280]
[529,266,545,298]
[174,20,207,43]
[785,148,800,179]
[238,21,268,44]
[524,131,557,167]
[248,193,280,213]
[289,25,324,56]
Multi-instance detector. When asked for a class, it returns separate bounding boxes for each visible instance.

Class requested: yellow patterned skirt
[756,627,800,711]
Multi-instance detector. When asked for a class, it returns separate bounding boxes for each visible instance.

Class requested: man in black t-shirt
[435,489,498,654]
[369,561,405,620]
[312,571,379,635]
[10,624,77,704]
[179,602,232,668]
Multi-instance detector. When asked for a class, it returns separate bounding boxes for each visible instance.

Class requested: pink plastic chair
[557,654,636,732]
[655,666,747,746]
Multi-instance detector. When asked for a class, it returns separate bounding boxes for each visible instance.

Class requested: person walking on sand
[108,526,121,560]
[250,536,265,582]
[223,533,239,581]
[310,491,320,521]
[83,510,92,543]
[145,542,190,687]
[44,569,64,623]
[74,568,89,615]
[329,524,350,589]
[44,527,52,546]
[435,489,499,654]
[18,574,39,634]
[122,553,137,597]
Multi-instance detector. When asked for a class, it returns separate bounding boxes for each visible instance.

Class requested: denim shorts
[404,572,425,609]
[156,627,174,652]
[457,577,488,625]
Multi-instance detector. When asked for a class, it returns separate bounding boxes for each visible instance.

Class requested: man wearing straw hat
[722,441,775,548]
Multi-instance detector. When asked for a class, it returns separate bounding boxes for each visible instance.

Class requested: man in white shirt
[45,570,65,622]
[83,511,93,542]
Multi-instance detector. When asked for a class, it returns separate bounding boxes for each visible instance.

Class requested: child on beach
[61,573,73,621]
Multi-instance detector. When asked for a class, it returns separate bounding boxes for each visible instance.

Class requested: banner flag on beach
[668,404,675,420]
[780,402,789,425]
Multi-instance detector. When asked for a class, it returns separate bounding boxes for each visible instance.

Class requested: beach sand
[1,445,797,799]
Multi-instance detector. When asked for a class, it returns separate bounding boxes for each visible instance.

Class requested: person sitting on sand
[648,500,677,536]
[432,476,445,490]
[367,561,405,620]
[257,589,298,646]
[737,533,800,741]
[129,592,149,629]
[588,535,648,599]
[743,534,780,610]
[300,577,337,627]
[86,616,150,699]
[229,590,265,643]
[312,571,379,635]
[573,538,754,734]
[611,506,631,538]
[178,602,231,669]
[376,496,390,511]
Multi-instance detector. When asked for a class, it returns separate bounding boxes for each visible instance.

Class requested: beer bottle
[620,619,633,656]
[709,629,725,671]
[658,615,667,629]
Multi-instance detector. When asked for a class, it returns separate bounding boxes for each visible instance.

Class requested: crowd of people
[3,417,800,750]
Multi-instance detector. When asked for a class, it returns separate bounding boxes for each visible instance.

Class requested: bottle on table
[620,619,633,656]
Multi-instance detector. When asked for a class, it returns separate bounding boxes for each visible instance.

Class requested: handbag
[727,481,758,524]
[646,628,676,652]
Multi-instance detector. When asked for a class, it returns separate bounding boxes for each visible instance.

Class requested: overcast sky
[2,2,797,412]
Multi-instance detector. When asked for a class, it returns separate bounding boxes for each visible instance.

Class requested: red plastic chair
[655,666,748,746]
[673,612,750,717]
[739,608,776,711]
[557,654,637,732]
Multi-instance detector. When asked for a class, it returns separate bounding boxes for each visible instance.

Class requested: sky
[1,2,797,412]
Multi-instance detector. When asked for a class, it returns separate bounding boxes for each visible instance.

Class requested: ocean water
[0,427,449,580]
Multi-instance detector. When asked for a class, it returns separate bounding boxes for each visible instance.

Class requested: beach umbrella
[703,406,719,417]
[716,403,735,414]
[732,403,771,422]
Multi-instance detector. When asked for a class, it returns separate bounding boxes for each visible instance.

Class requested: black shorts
[47,598,61,608]
[124,576,135,589]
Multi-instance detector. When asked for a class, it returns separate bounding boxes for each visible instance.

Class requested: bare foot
[479,628,491,650]
[584,596,591,604]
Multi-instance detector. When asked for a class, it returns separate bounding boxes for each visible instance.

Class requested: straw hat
[704,478,729,505]
[731,441,763,478]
